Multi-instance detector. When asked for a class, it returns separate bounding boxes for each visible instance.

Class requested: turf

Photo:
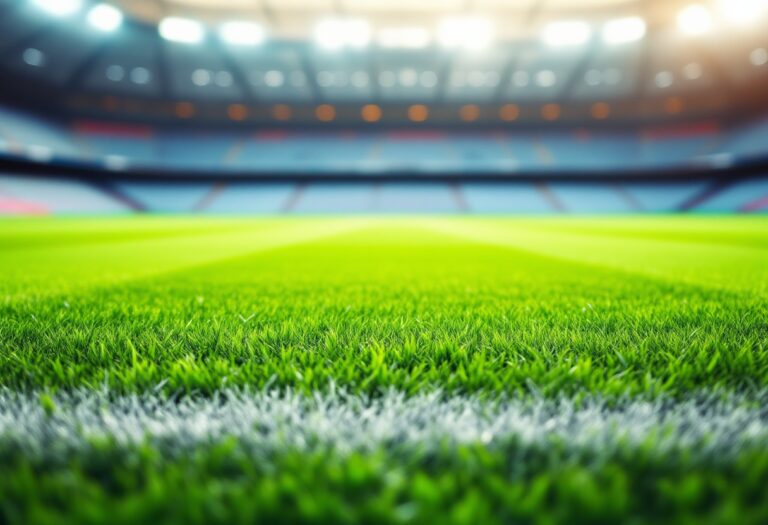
[1,216,767,524]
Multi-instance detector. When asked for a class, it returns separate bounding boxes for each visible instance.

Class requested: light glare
[22,48,45,67]
[87,4,123,32]
[542,21,592,47]
[602,17,646,44]
[32,0,82,16]
[751,48,768,66]
[377,27,431,49]
[677,4,713,36]
[314,18,370,50]
[717,0,768,26]
[220,21,266,46]
[159,17,205,44]
[438,17,494,51]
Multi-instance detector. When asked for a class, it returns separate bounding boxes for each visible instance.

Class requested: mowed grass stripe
[1,218,765,396]
[423,218,768,294]
[0,218,369,298]
[0,216,277,250]
[487,216,768,249]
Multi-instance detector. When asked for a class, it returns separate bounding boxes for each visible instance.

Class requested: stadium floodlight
[437,17,494,51]
[314,19,345,50]
[31,0,82,17]
[377,27,431,49]
[602,17,646,45]
[314,18,370,50]
[716,0,768,26]
[26,144,53,163]
[677,4,713,36]
[751,47,768,66]
[159,17,205,44]
[220,21,266,46]
[542,21,592,47]
[87,4,123,32]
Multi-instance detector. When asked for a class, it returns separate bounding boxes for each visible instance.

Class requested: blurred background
[0,0,767,214]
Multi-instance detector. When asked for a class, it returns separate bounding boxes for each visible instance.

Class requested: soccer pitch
[1,216,767,524]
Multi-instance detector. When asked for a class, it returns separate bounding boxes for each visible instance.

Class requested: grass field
[1,216,767,524]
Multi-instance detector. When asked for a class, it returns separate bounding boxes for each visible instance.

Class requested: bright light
[683,62,703,80]
[26,145,53,163]
[314,18,370,50]
[542,21,592,47]
[22,48,45,67]
[751,48,768,66]
[655,71,674,89]
[437,17,494,51]
[377,27,431,49]
[677,4,713,36]
[87,4,123,32]
[159,17,205,44]
[717,0,768,26]
[31,0,82,17]
[191,69,211,87]
[602,17,646,44]
[220,21,265,46]
[535,70,557,88]
[130,67,151,84]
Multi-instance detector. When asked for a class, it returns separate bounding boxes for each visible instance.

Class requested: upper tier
[1,105,767,176]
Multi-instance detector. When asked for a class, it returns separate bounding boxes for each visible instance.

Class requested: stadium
[0,0,767,523]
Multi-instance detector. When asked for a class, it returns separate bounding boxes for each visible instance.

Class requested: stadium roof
[114,0,682,41]
[0,0,766,125]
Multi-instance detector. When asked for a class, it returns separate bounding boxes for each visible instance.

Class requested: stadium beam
[692,42,739,105]
[435,51,460,105]
[300,42,324,104]
[64,38,116,93]
[630,2,656,100]
[494,0,547,101]
[558,38,602,101]
[154,29,173,100]
[365,46,382,104]
[0,10,61,59]
[209,37,259,105]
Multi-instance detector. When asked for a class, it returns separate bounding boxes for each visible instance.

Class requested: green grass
[1,216,767,524]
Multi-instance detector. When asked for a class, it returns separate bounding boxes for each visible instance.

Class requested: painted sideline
[0,387,766,463]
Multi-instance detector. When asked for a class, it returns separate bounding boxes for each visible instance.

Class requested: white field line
[0,388,766,463]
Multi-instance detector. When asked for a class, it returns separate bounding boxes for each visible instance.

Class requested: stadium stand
[233,134,379,173]
[0,0,767,217]
[205,183,294,214]
[1,105,768,175]
[0,104,767,177]
[696,178,768,213]
[623,182,709,213]
[0,107,80,159]
[462,184,554,214]
[0,174,128,214]
[293,184,377,214]
[722,119,768,162]
[1,173,768,216]
[115,182,211,213]
[1,98,767,216]
[75,122,156,166]
[159,134,239,171]
[376,183,459,213]
[548,184,635,214]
